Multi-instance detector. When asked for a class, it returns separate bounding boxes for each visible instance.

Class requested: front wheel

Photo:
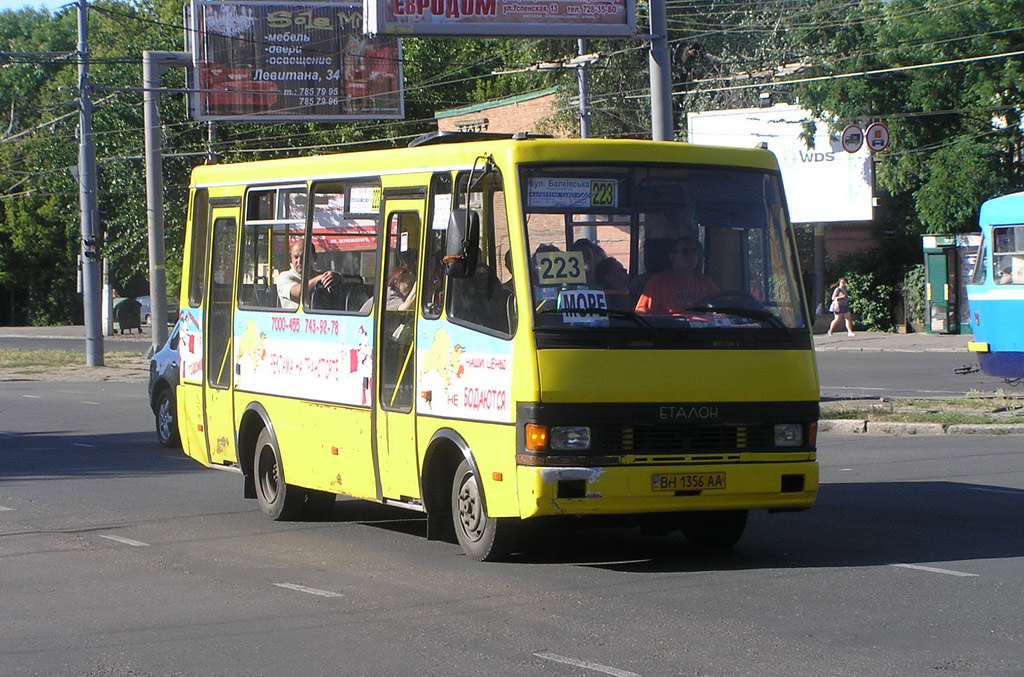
[679,510,748,550]
[253,428,306,520]
[154,387,179,448]
[451,459,516,561]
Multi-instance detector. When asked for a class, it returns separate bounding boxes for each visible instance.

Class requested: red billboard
[364,0,636,37]
[189,1,404,121]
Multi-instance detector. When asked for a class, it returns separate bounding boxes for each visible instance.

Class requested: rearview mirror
[443,209,479,278]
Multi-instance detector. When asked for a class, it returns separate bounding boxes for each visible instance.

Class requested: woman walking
[827,278,855,336]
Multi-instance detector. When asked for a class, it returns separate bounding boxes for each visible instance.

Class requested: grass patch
[823,389,1024,425]
[0,349,145,371]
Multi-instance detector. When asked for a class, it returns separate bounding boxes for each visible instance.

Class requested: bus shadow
[511,481,1024,572]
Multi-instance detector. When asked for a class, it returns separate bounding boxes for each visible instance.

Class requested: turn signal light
[525,424,548,451]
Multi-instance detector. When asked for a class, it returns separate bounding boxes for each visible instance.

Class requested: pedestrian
[827,277,855,336]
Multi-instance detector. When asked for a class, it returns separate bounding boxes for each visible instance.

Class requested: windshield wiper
[686,305,788,329]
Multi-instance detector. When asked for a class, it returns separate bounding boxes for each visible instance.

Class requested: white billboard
[687,104,873,224]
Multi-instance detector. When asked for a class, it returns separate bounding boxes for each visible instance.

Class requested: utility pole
[77,0,102,366]
[577,39,591,140]
[647,0,673,141]
[143,51,192,354]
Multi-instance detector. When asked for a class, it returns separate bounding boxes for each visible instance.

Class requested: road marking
[22,395,41,399]
[73,443,97,448]
[534,653,640,677]
[969,486,1024,495]
[0,505,14,511]
[890,563,978,578]
[100,534,149,547]
[274,582,343,598]
[81,401,101,405]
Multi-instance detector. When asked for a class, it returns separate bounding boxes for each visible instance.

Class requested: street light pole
[647,0,673,141]
[77,0,102,365]
[143,51,192,355]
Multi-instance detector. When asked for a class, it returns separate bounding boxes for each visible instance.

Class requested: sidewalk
[813,330,968,353]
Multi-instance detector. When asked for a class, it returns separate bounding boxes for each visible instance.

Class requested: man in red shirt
[635,236,719,315]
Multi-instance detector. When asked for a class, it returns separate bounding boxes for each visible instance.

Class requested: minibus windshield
[522,164,808,332]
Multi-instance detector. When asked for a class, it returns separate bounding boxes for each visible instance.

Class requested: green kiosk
[921,234,980,334]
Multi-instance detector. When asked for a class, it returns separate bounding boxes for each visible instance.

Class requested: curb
[819,419,1024,435]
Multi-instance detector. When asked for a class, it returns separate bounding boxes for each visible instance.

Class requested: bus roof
[980,191,1024,228]
[189,137,781,189]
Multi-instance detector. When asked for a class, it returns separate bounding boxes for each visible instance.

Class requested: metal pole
[647,0,673,141]
[578,39,597,242]
[577,39,591,140]
[143,51,192,354]
[77,0,102,365]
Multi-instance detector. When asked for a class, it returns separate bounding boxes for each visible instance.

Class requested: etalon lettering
[659,405,719,420]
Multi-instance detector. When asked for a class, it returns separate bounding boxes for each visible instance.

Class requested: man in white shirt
[277,240,339,310]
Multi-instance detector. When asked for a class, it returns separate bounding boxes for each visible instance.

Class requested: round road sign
[865,122,891,152]
[841,124,864,153]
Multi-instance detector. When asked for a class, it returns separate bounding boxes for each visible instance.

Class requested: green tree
[793,0,1024,234]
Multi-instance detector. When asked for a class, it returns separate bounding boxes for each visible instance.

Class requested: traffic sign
[841,124,864,153]
[865,122,891,152]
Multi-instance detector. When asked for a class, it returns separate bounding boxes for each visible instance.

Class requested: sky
[0,0,73,11]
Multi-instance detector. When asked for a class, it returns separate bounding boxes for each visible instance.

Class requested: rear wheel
[451,459,516,561]
[679,510,748,550]
[253,428,306,520]
[154,387,179,448]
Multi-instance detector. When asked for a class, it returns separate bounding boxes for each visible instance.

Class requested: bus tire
[451,459,515,561]
[254,428,306,521]
[679,510,748,550]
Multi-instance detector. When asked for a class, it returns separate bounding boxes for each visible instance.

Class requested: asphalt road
[1,378,1022,675]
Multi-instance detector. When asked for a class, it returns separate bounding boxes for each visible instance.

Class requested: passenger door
[375,198,423,501]
[203,208,239,466]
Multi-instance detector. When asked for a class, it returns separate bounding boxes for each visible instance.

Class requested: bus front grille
[592,423,775,456]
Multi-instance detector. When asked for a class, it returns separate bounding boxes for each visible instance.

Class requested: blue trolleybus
[966,191,1024,378]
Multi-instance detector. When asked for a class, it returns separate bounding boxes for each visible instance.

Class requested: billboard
[364,0,636,38]
[189,1,403,121]
[687,104,873,224]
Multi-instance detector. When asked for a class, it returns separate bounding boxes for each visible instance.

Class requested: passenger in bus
[594,257,631,311]
[634,235,719,315]
[385,264,417,311]
[570,238,607,282]
[276,241,340,310]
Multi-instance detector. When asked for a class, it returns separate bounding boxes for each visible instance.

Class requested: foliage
[902,264,926,326]
[792,0,1024,235]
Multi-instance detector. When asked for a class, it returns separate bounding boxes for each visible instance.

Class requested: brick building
[435,87,566,136]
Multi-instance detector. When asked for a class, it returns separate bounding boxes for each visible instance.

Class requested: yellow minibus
[176,131,819,560]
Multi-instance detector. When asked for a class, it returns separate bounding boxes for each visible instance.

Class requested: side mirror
[443,209,479,278]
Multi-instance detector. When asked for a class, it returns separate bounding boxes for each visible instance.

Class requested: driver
[635,235,719,315]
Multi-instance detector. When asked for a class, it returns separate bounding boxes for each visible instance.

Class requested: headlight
[774,423,803,447]
[550,426,591,451]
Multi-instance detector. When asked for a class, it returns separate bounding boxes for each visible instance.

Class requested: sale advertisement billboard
[189,1,404,121]
[364,0,636,38]
[687,104,874,223]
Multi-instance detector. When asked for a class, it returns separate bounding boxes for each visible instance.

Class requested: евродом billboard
[364,0,636,38]
[189,1,404,121]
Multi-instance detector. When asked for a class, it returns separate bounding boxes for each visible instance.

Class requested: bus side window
[447,170,514,336]
[422,172,453,319]
[187,189,209,308]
